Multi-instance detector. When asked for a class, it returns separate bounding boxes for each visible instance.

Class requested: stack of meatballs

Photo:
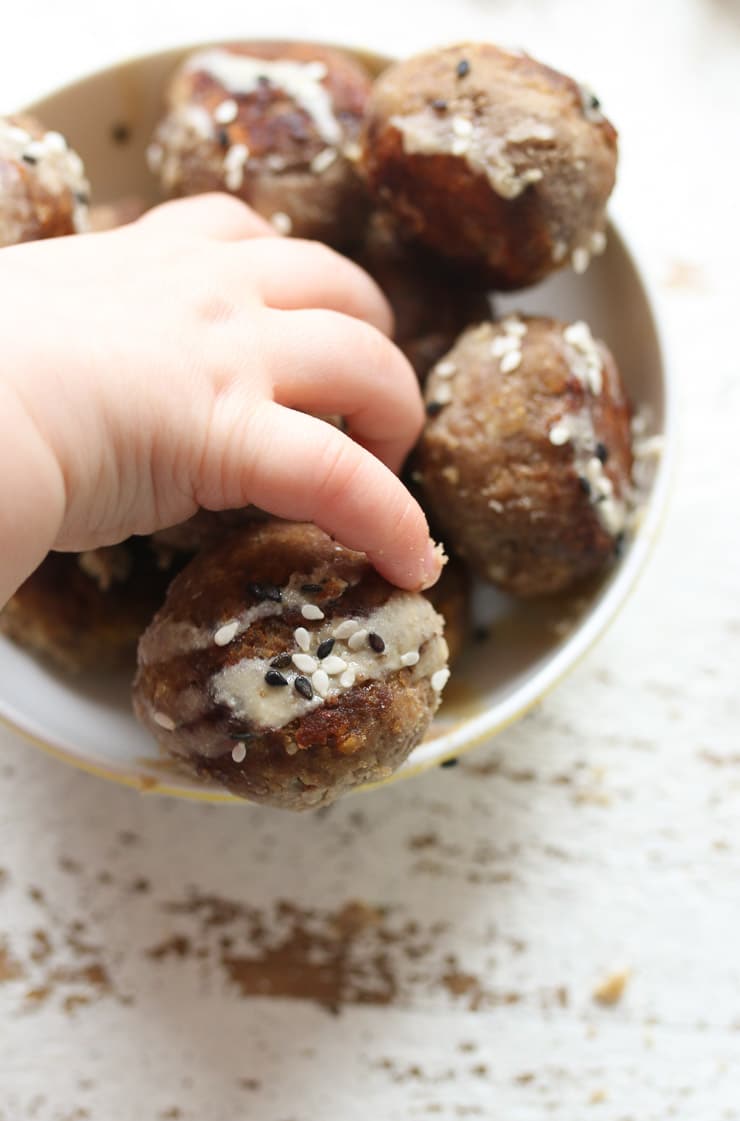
[0,39,637,809]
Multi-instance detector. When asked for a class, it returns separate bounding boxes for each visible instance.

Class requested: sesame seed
[339,667,356,688]
[292,653,318,674]
[456,59,471,79]
[21,153,37,165]
[368,632,385,653]
[572,247,590,274]
[271,211,293,236]
[452,116,474,138]
[440,757,458,768]
[578,475,592,496]
[431,668,450,692]
[400,651,420,667]
[500,350,522,374]
[153,712,175,731]
[265,669,289,687]
[434,383,454,404]
[218,129,230,148]
[491,334,519,357]
[248,582,282,603]
[294,627,311,652]
[214,620,239,646]
[343,141,361,162]
[214,98,239,124]
[302,604,325,621]
[595,442,609,463]
[501,317,527,337]
[426,401,444,418]
[322,655,348,676]
[44,131,67,154]
[316,638,335,659]
[294,675,314,701]
[549,423,571,446]
[271,652,292,669]
[311,147,338,175]
[451,138,470,157]
[311,668,330,697]
[435,360,457,378]
[590,230,607,255]
[301,583,323,594]
[231,743,247,763]
[348,629,369,651]
[333,619,360,640]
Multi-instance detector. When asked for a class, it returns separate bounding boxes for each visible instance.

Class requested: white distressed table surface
[1,1,738,1118]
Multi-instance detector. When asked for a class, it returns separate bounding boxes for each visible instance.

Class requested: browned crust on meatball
[355,210,491,380]
[153,41,373,246]
[414,316,633,597]
[0,543,175,674]
[423,556,470,664]
[361,43,617,288]
[133,521,447,809]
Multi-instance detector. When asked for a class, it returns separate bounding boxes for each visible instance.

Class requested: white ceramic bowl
[0,43,674,802]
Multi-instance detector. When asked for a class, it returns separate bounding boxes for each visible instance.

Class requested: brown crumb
[593,969,630,1006]
[0,941,25,983]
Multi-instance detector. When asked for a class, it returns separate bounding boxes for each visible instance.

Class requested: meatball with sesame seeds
[413,315,633,597]
[361,42,617,289]
[149,41,373,247]
[133,521,450,809]
[0,114,90,246]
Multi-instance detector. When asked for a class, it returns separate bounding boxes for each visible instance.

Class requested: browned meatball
[133,521,449,809]
[356,210,491,380]
[149,41,372,247]
[0,115,90,246]
[414,315,633,597]
[361,43,617,289]
[0,542,175,674]
[152,507,269,554]
[423,556,471,664]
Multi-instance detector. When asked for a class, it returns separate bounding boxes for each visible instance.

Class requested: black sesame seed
[231,731,254,743]
[368,632,385,653]
[21,153,37,165]
[301,583,323,594]
[614,532,626,557]
[426,401,444,418]
[270,652,292,669]
[75,191,89,205]
[595,442,609,464]
[265,669,289,687]
[473,625,491,644]
[578,476,592,497]
[316,638,335,660]
[110,122,131,145]
[248,582,282,603]
[456,59,471,79]
[218,128,230,148]
[441,757,459,769]
[294,675,314,700]
[589,92,601,110]
[431,98,448,112]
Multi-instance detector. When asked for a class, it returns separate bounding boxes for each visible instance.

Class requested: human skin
[0,193,442,608]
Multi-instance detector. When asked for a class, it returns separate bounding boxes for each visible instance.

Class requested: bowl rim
[0,39,677,802]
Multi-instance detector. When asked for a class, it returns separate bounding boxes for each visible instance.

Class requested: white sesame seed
[292,653,318,674]
[500,349,522,374]
[339,667,356,688]
[348,629,369,651]
[44,130,67,154]
[431,668,450,692]
[214,620,239,646]
[8,125,30,145]
[334,619,360,640]
[572,247,590,274]
[552,239,568,263]
[521,168,543,184]
[214,98,239,124]
[231,743,247,763]
[311,669,330,697]
[24,140,45,161]
[321,655,348,676]
[452,116,474,137]
[491,334,519,357]
[301,603,325,621]
[590,230,607,255]
[400,651,420,667]
[311,147,338,175]
[433,383,454,405]
[501,316,527,337]
[488,498,505,512]
[435,360,457,378]
[549,423,572,446]
[271,211,293,236]
[294,627,311,652]
[224,143,249,171]
[451,138,470,157]
[343,141,361,162]
[153,712,176,731]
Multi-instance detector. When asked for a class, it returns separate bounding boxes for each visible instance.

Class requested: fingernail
[419,539,446,591]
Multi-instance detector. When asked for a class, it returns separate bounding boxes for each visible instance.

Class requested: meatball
[356,210,491,380]
[423,556,471,665]
[0,542,175,674]
[149,41,372,247]
[414,315,633,597]
[361,43,617,289]
[0,114,90,247]
[133,521,450,809]
[152,507,269,555]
